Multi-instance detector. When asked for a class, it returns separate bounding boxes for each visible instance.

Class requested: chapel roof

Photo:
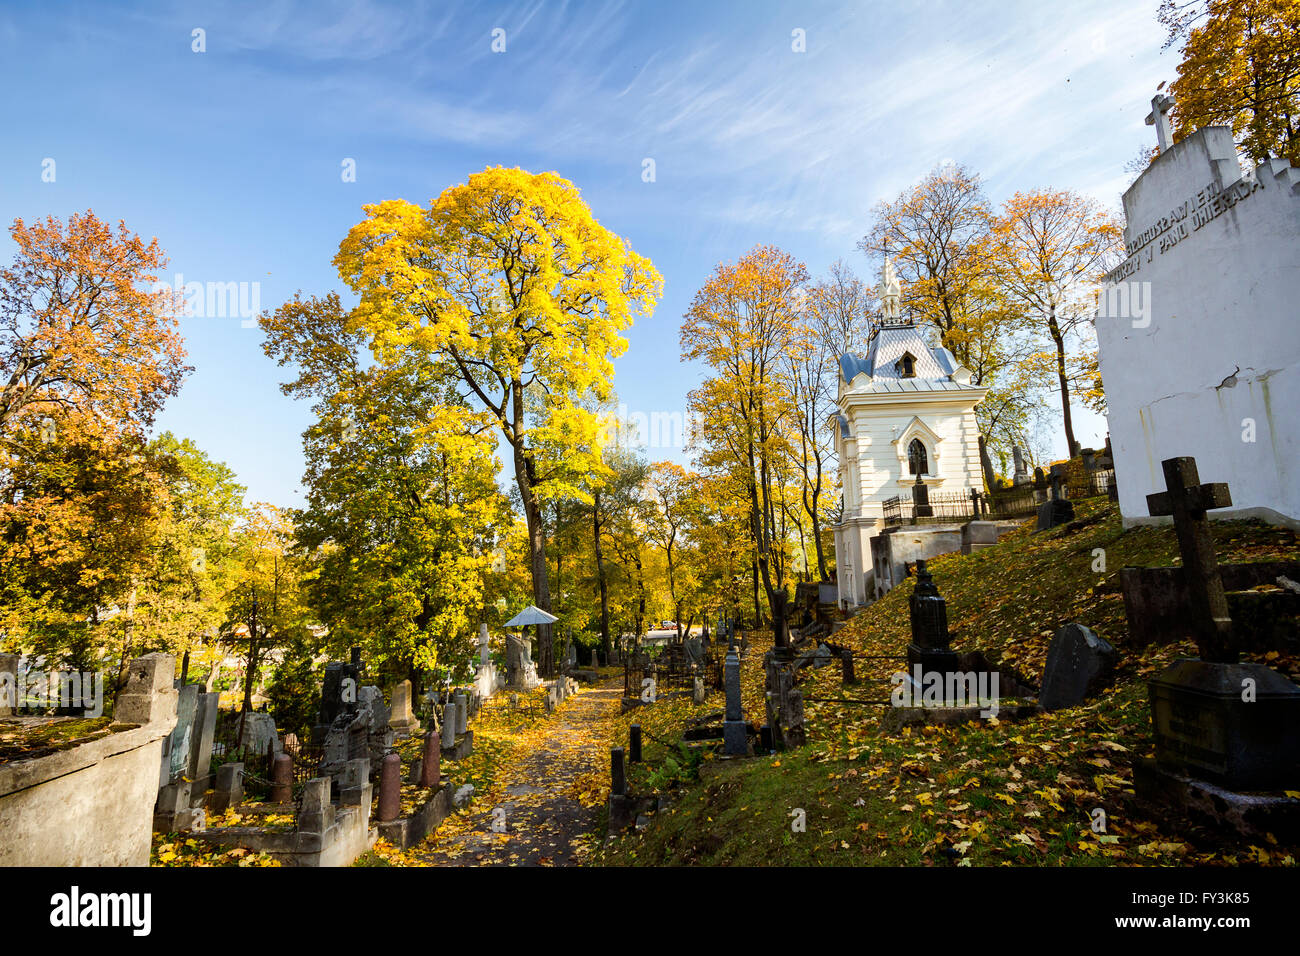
[838,321,981,394]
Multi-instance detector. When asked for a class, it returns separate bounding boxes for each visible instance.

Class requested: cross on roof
[1145,92,1176,154]
[1145,456,1236,663]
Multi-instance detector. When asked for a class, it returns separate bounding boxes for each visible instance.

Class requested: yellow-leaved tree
[682,245,806,648]
[1160,0,1300,166]
[335,167,661,676]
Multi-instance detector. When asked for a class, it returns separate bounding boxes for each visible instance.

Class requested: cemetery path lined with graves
[402,677,623,867]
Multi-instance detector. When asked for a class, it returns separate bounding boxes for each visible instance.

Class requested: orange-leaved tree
[0,210,187,440]
[1160,0,1300,166]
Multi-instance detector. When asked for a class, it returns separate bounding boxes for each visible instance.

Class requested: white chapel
[832,260,988,606]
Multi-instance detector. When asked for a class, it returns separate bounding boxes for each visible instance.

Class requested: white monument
[832,259,988,606]
[1096,117,1300,529]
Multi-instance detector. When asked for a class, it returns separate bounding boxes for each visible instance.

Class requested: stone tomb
[1133,457,1300,837]
[439,699,474,761]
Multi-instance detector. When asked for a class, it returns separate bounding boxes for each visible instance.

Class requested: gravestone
[160,683,199,788]
[115,653,177,726]
[270,754,293,803]
[188,691,219,792]
[0,654,17,716]
[388,680,421,737]
[298,778,334,834]
[1039,624,1117,711]
[906,561,959,691]
[339,757,371,807]
[319,662,356,727]
[506,632,540,690]
[911,474,932,518]
[453,691,468,735]
[961,520,999,555]
[210,762,243,813]
[1139,458,1300,791]
[629,725,642,763]
[419,731,441,788]
[1012,446,1030,486]
[441,701,457,748]
[1036,466,1075,530]
[237,711,281,756]
[722,647,749,756]
[378,753,402,823]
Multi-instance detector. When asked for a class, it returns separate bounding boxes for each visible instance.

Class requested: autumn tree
[806,259,874,357]
[0,211,187,440]
[646,461,690,640]
[682,245,806,647]
[134,432,247,679]
[260,293,505,684]
[0,211,188,667]
[1159,0,1300,165]
[992,189,1122,458]
[859,165,1028,486]
[221,504,314,735]
[336,168,661,676]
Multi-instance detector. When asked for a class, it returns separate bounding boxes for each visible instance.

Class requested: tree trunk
[1048,308,1079,458]
[514,444,554,676]
[978,432,997,492]
[593,490,612,661]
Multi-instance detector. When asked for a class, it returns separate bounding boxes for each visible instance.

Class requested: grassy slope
[594,499,1300,867]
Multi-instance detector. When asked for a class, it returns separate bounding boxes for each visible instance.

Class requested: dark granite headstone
[906,560,959,679]
[1138,457,1300,792]
[1039,623,1117,711]
[1150,661,1300,789]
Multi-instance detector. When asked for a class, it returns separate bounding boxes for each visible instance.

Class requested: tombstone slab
[388,680,421,737]
[187,691,219,794]
[1039,624,1117,711]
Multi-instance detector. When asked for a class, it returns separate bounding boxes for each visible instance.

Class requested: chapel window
[908,438,929,475]
[898,353,916,378]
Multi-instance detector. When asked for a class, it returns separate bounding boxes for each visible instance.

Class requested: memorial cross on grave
[1144,456,1235,663]
[1145,92,1176,153]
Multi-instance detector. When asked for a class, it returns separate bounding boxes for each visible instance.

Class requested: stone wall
[0,653,177,866]
[869,526,964,599]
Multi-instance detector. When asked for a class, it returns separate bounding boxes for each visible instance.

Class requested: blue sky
[0,0,1176,507]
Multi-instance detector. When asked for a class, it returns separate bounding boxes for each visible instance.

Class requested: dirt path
[412,677,622,866]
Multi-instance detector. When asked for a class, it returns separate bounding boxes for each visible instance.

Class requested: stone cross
[1145,456,1235,663]
[1145,93,1175,153]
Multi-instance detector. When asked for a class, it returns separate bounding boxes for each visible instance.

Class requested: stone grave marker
[1039,624,1117,711]
[388,679,421,737]
[722,647,748,755]
[1141,457,1300,790]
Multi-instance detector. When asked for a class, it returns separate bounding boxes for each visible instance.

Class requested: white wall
[1097,127,1300,528]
